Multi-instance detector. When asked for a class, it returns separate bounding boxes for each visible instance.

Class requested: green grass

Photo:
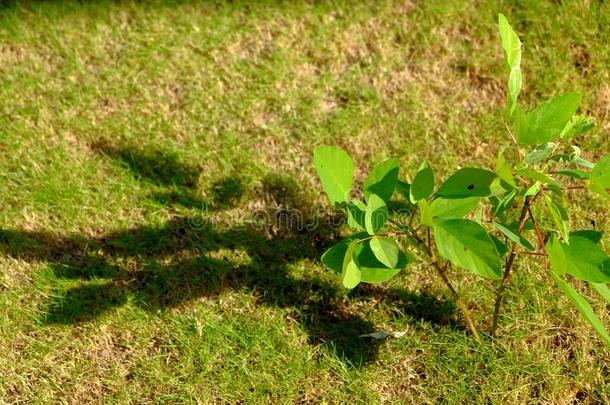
[1,0,609,402]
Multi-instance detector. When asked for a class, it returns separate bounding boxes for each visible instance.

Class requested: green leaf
[544,195,570,242]
[495,148,516,187]
[430,197,480,221]
[507,66,522,116]
[588,156,610,199]
[523,142,556,164]
[343,260,361,289]
[321,239,350,274]
[570,230,603,244]
[550,272,610,347]
[560,115,596,139]
[437,168,497,198]
[410,161,434,203]
[396,180,411,203]
[418,199,433,227]
[364,158,400,202]
[354,241,407,283]
[365,194,388,235]
[492,221,535,250]
[546,235,610,283]
[347,200,367,231]
[370,237,399,268]
[490,234,509,257]
[515,168,561,189]
[591,283,610,305]
[498,13,521,69]
[516,92,582,145]
[554,168,590,180]
[492,189,516,218]
[314,146,354,205]
[524,181,541,196]
[433,219,502,279]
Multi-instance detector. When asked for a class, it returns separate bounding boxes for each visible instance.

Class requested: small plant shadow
[0,146,459,367]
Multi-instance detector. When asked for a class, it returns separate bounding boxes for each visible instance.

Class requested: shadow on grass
[0,145,458,367]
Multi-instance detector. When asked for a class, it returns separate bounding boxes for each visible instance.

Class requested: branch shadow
[0,145,459,367]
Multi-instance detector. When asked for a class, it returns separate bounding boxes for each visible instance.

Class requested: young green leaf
[493,189,517,218]
[354,241,408,283]
[430,197,480,221]
[554,168,590,180]
[546,235,610,283]
[495,148,516,187]
[490,234,509,257]
[433,219,502,279]
[515,168,561,189]
[396,180,411,203]
[321,239,350,274]
[523,142,556,164]
[570,230,603,244]
[347,200,367,231]
[343,260,361,289]
[560,115,596,139]
[588,156,610,199]
[516,92,582,145]
[370,237,399,268]
[492,221,535,250]
[507,67,522,116]
[314,146,354,205]
[544,195,570,242]
[437,168,497,198]
[363,158,400,202]
[365,194,389,235]
[550,272,610,347]
[591,283,610,305]
[418,199,433,227]
[498,13,521,70]
[409,161,434,203]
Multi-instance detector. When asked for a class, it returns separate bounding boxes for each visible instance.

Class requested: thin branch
[491,193,536,337]
[505,123,522,161]
[527,205,549,269]
[410,231,481,342]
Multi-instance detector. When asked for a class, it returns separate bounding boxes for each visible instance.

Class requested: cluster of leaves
[314,14,610,344]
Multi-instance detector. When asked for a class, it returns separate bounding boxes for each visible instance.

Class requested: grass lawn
[1,0,609,402]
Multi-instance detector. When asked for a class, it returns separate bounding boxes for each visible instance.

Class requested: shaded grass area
[0,0,609,402]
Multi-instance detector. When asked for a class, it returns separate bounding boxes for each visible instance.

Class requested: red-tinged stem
[491,192,541,337]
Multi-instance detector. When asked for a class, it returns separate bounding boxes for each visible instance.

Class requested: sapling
[313,14,610,344]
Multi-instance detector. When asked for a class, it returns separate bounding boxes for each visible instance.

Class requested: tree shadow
[0,145,458,367]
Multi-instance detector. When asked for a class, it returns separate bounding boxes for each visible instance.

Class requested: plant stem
[491,194,535,337]
[410,231,482,342]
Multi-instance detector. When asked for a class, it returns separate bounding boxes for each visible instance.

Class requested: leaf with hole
[437,168,497,198]
[434,219,502,279]
[314,146,354,205]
